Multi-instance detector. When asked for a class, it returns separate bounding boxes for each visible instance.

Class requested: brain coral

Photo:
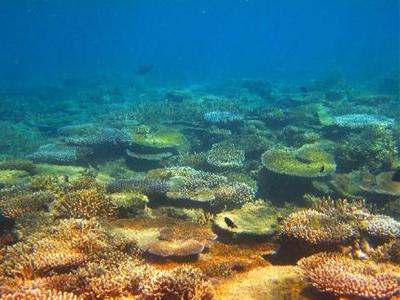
[261,143,336,178]
[298,252,400,299]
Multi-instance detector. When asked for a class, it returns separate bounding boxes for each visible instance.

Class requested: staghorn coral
[54,177,116,219]
[1,219,111,281]
[298,252,400,299]
[0,191,55,218]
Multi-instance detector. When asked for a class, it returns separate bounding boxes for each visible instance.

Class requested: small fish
[224,217,238,229]
[392,169,400,182]
[320,165,325,173]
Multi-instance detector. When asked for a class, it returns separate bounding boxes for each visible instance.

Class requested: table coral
[261,143,336,178]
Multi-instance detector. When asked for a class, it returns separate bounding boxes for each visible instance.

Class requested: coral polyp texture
[298,252,400,299]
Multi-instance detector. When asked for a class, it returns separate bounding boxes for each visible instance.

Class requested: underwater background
[0,1,399,300]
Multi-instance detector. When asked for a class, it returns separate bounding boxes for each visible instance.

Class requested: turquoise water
[0,1,399,300]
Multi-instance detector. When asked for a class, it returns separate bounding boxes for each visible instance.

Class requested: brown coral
[0,191,55,218]
[55,188,115,219]
[0,289,81,300]
[141,266,214,300]
[145,239,205,261]
[279,209,356,245]
[298,252,400,299]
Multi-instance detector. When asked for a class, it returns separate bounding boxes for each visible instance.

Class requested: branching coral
[206,142,245,168]
[141,266,214,300]
[298,252,400,299]
[148,167,255,209]
[28,143,93,164]
[0,191,55,218]
[360,214,400,241]
[279,209,356,246]
[54,177,116,219]
[0,289,81,300]
[336,126,397,172]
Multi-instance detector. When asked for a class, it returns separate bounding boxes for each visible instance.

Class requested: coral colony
[0,78,399,300]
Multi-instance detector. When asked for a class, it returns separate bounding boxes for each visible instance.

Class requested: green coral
[0,121,43,157]
[130,126,188,151]
[261,143,336,178]
[336,126,398,172]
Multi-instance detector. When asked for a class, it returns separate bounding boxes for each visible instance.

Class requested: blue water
[0,0,398,87]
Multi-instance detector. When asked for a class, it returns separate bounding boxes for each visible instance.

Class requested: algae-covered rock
[213,201,279,242]
[261,143,336,178]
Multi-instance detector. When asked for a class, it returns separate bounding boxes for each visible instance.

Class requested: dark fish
[224,217,238,229]
[135,65,153,76]
[299,86,308,93]
[392,169,400,182]
[320,165,325,173]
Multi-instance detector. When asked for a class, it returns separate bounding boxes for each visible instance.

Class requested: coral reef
[206,142,245,169]
[261,143,336,178]
[148,167,255,209]
[204,111,244,124]
[298,252,400,299]
[213,201,280,242]
[28,144,93,164]
[0,74,399,299]
[334,113,395,128]
[336,126,398,172]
